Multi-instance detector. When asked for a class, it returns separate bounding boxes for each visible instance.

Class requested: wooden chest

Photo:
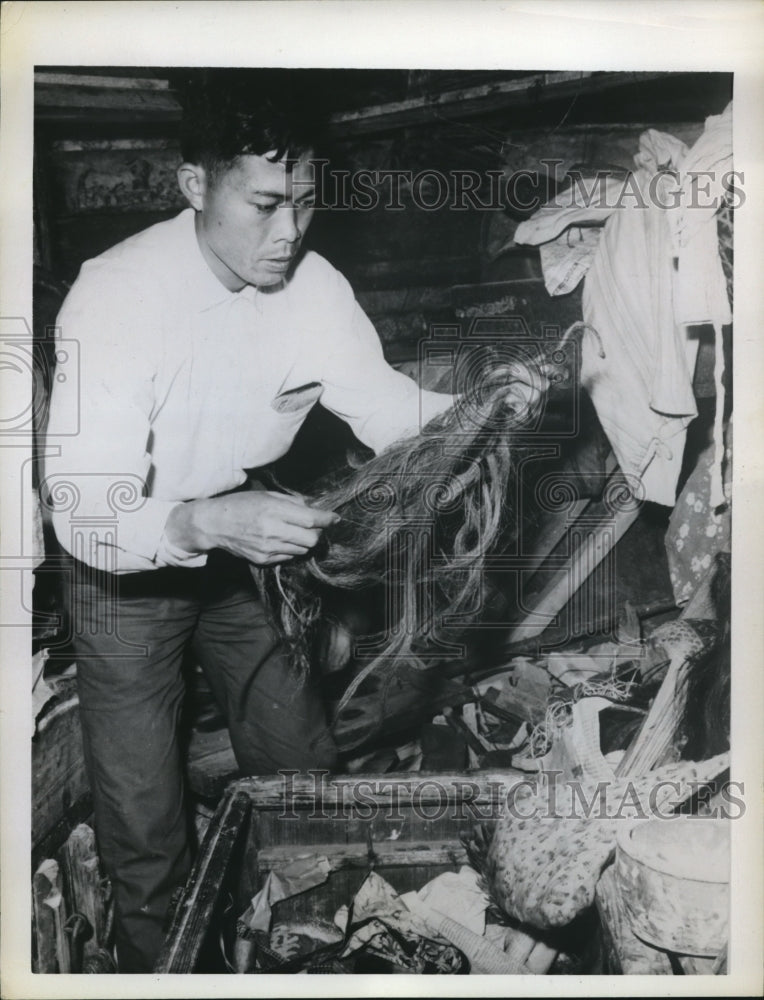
[156,769,525,974]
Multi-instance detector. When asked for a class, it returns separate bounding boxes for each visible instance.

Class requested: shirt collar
[177,207,266,312]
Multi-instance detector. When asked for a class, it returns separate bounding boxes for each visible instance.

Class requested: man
[44,73,453,971]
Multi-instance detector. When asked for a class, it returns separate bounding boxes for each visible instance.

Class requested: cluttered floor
[32,419,732,975]
[156,478,730,975]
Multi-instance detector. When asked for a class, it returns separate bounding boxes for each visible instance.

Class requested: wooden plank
[443,706,488,765]
[330,72,586,130]
[32,796,94,874]
[36,106,182,126]
[53,138,179,153]
[508,500,641,643]
[521,451,619,576]
[32,861,59,973]
[32,689,91,856]
[35,72,171,90]
[450,277,548,304]
[520,497,591,574]
[236,768,527,814]
[61,824,108,959]
[35,85,181,113]
[32,859,70,974]
[257,840,467,873]
[154,789,252,974]
[258,806,482,851]
[328,72,672,135]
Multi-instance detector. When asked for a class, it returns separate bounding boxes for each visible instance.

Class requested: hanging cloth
[514,105,733,506]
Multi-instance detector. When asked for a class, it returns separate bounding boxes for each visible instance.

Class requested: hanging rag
[514,105,733,506]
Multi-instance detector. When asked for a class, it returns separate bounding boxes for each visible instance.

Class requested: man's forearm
[163,498,214,554]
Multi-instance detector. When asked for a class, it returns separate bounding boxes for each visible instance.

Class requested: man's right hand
[164,490,340,565]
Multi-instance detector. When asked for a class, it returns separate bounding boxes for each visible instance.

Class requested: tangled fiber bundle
[252,348,554,690]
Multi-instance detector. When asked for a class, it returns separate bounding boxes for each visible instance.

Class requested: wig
[252,347,560,705]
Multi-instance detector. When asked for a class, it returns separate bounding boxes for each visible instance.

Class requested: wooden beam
[507,496,641,644]
[51,138,178,153]
[32,859,70,974]
[33,861,60,973]
[35,85,181,114]
[61,824,109,961]
[154,789,252,974]
[257,840,467,872]
[34,72,182,123]
[328,72,672,136]
[236,767,526,813]
[32,687,91,861]
[34,72,171,90]
[521,452,619,577]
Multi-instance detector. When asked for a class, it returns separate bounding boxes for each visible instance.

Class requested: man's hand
[165,491,340,565]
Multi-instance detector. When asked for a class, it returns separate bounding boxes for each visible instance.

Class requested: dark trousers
[66,552,338,972]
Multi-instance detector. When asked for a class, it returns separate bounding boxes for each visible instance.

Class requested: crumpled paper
[332,871,463,973]
[334,870,420,950]
[400,866,489,937]
[333,870,486,974]
[239,854,331,933]
[333,867,539,974]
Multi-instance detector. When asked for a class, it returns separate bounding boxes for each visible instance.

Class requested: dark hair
[180,69,326,181]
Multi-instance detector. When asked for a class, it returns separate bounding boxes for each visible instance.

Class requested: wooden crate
[156,769,526,974]
[32,680,92,866]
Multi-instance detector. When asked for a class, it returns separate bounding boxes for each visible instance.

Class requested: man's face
[195,151,316,291]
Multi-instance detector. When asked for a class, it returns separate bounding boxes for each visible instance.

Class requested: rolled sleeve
[48,492,186,574]
[154,508,209,569]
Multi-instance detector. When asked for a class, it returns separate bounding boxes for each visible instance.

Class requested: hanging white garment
[665,104,733,508]
[513,105,732,506]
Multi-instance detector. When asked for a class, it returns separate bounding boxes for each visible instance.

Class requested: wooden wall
[34,68,732,364]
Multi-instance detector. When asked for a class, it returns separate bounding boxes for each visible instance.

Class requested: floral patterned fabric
[484,753,729,929]
[666,432,731,607]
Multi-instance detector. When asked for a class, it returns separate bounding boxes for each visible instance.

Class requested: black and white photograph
[1,2,762,996]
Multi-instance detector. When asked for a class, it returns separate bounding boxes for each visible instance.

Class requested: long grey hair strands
[251,344,566,692]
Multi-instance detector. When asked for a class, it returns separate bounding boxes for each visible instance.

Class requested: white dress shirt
[45,208,452,573]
